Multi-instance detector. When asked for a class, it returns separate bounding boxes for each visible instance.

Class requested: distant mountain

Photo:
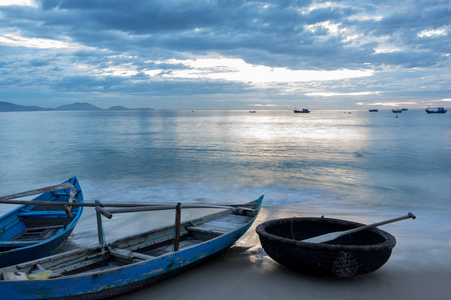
[0,101,152,112]
[55,102,102,111]
[107,105,129,110]
[0,101,49,112]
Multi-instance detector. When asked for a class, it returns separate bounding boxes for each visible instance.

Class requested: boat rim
[256,216,396,251]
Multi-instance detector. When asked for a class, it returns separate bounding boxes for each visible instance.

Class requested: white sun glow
[358,102,418,107]
[153,57,373,84]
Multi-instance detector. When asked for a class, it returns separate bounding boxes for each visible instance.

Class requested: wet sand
[112,207,451,300]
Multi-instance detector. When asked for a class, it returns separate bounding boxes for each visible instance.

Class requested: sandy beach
[111,207,451,300]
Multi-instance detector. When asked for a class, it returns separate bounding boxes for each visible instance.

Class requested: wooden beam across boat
[0,198,254,212]
[93,203,253,220]
[100,204,253,214]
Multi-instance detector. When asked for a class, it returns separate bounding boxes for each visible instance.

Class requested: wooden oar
[0,198,253,211]
[83,201,258,208]
[302,213,416,244]
[0,183,76,202]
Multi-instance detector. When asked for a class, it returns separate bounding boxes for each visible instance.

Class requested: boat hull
[0,177,83,268]
[425,108,447,114]
[2,228,248,299]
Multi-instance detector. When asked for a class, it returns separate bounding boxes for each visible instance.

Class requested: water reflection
[1,109,449,211]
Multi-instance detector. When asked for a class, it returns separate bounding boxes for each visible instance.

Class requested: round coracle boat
[256,217,396,277]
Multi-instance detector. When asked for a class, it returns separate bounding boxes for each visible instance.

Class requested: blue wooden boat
[0,177,83,268]
[0,195,263,299]
[369,109,378,112]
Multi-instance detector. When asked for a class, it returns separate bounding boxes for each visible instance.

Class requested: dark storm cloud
[0,0,450,108]
[6,1,447,67]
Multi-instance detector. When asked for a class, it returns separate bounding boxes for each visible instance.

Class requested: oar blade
[302,213,416,244]
[302,232,343,244]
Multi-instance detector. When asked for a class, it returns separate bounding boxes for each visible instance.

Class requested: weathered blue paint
[1,196,262,299]
[0,177,84,268]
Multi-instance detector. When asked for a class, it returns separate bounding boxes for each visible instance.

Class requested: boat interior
[0,195,79,251]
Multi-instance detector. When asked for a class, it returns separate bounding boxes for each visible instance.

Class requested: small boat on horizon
[402,108,408,111]
[369,109,378,112]
[294,108,310,113]
[249,110,256,113]
[392,109,402,113]
[425,107,447,114]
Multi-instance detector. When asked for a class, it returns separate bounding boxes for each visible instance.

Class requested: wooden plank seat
[138,238,204,257]
[186,224,229,236]
[109,248,155,262]
[13,225,64,241]
[187,214,250,236]
[18,210,70,229]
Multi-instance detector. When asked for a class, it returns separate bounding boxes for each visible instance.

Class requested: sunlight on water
[0,109,450,244]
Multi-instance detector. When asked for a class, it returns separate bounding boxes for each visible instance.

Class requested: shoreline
[111,207,451,299]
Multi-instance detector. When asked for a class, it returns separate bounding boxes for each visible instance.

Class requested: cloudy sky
[0,0,450,109]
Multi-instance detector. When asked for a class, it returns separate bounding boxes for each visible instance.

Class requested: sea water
[0,109,450,247]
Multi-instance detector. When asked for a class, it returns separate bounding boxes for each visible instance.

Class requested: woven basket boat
[256,217,396,277]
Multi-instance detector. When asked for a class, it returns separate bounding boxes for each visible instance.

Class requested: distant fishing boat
[0,177,83,268]
[294,108,310,113]
[249,111,256,113]
[0,196,263,299]
[425,107,447,114]
[369,109,378,112]
[402,108,408,111]
[392,109,402,113]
